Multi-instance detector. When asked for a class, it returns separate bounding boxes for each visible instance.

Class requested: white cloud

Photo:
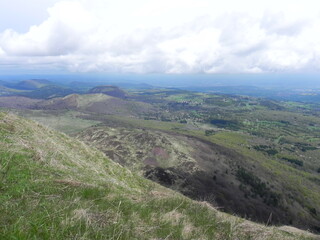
[0,1,99,57]
[1,0,320,73]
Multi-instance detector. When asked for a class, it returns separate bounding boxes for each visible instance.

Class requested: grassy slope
[0,112,316,239]
[6,91,320,231]
[82,115,320,229]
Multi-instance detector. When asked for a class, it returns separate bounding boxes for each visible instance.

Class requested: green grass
[0,112,316,239]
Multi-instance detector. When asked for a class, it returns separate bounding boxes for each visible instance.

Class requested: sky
[1,0,320,74]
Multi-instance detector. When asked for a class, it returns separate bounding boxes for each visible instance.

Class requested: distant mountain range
[1,77,320,103]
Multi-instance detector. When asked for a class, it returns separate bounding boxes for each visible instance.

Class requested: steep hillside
[77,124,320,232]
[0,112,316,239]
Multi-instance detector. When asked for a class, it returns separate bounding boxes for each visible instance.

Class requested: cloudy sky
[1,0,320,74]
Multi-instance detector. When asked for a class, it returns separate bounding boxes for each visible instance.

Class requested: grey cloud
[0,1,319,74]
